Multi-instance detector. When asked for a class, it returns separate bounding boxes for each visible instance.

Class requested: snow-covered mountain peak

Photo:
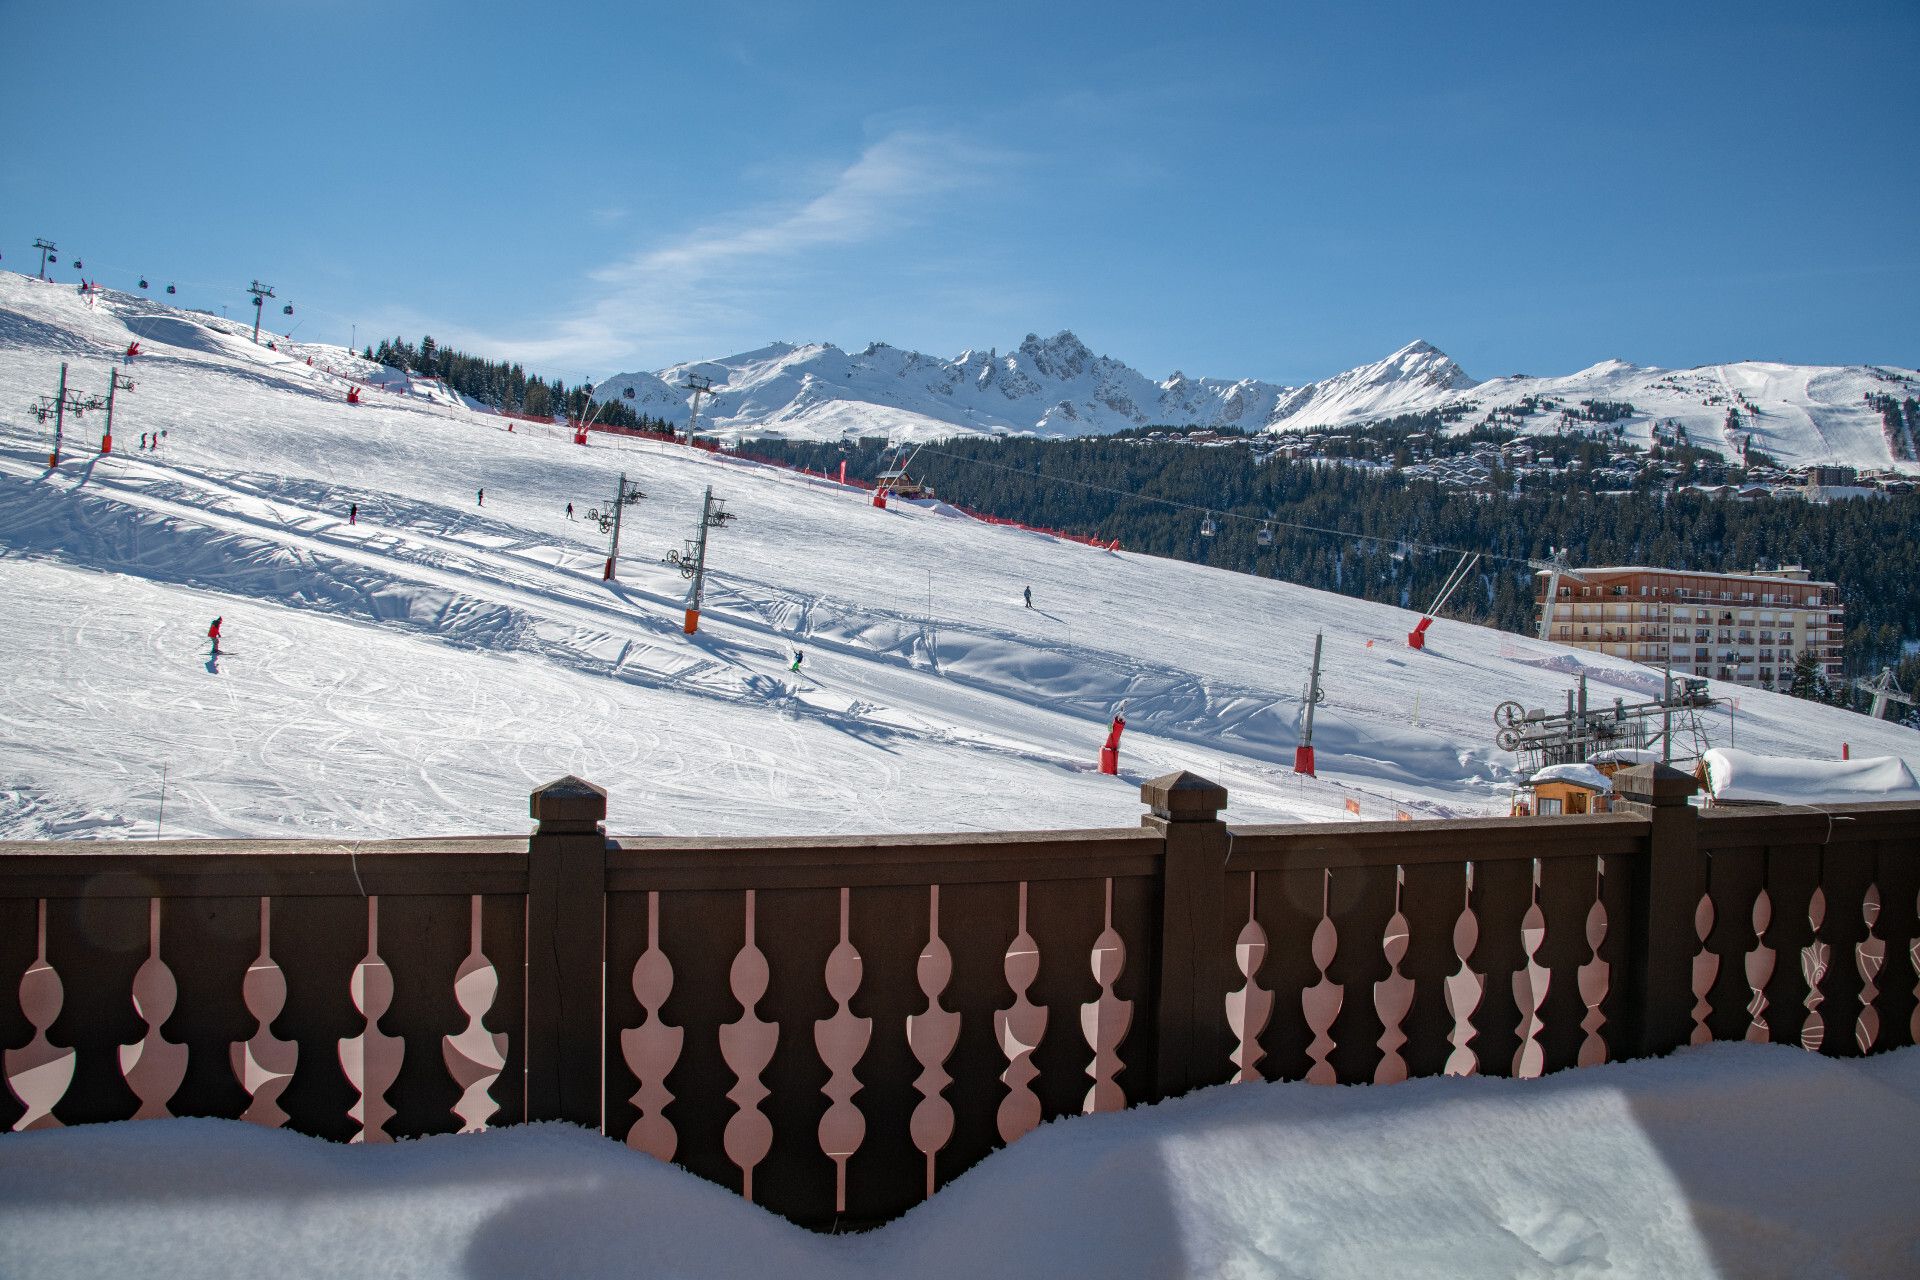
[1016,330,1094,380]
[1376,339,1475,388]
[585,322,1917,470]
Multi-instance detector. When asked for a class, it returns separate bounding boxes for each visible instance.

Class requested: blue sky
[6,1,1916,386]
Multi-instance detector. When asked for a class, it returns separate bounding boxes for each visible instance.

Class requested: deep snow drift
[1,268,1916,841]
[1,1043,1915,1279]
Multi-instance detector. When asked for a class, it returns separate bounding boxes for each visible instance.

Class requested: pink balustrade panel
[1576,865,1610,1068]
[1745,889,1775,1043]
[994,882,1046,1143]
[622,891,683,1160]
[1226,874,1272,1084]
[1856,884,1884,1053]
[1080,878,1132,1114]
[5,901,73,1130]
[1511,862,1548,1079]
[1690,892,1718,1046]
[1443,865,1482,1077]
[906,886,960,1199]
[120,898,187,1119]
[1802,886,1830,1052]
[1372,868,1413,1085]
[441,895,508,1133]
[1301,871,1342,1086]
[338,896,403,1143]
[231,897,295,1127]
[719,890,777,1201]
[814,887,872,1214]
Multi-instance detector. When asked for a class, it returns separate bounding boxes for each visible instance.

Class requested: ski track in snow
[0,269,1915,841]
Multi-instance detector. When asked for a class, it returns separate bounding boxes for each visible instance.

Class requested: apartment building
[1536,565,1844,689]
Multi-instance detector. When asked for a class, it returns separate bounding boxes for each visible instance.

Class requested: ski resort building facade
[1536,564,1844,689]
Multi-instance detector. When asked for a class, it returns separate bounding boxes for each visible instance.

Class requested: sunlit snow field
[1,269,1916,841]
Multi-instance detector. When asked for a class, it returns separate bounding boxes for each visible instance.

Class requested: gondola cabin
[875,468,934,499]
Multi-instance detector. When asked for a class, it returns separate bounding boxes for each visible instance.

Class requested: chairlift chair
[282,303,294,315]
[1200,514,1218,538]
[139,278,149,290]
[73,260,83,270]
[166,284,176,294]
[1258,521,1274,546]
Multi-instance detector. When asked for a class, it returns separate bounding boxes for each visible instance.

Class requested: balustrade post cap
[530,775,608,825]
[1141,770,1228,821]
[1612,761,1700,804]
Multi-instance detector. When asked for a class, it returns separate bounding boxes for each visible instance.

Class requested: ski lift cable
[907,443,1546,570]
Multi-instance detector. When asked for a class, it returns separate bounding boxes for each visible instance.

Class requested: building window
[1538,797,1563,816]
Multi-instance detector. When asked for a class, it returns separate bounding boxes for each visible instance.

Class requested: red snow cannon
[1407,552,1481,652]
[1293,744,1316,777]
[347,386,361,404]
[872,488,888,509]
[1099,715,1126,775]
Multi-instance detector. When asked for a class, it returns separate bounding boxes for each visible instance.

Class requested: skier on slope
[207,617,223,658]
[790,649,805,674]
[477,488,485,507]
[349,502,358,525]
[566,502,574,520]
[1024,585,1032,608]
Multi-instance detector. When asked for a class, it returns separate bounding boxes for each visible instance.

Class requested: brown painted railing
[1,765,1915,1230]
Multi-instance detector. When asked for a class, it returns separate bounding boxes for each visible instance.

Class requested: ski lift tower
[667,485,735,633]
[1494,673,1716,773]
[1294,631,1326,776]
[595,472,645,580]
[1854,667,1916,721]
[1532,547,1574,642]
[682,373,716,444]
[246,281,276,345]
[101,368,135,455]
[31,363,104,467]
[33,238,57,280]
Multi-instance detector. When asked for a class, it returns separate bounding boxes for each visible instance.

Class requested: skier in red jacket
[208,617,223,658]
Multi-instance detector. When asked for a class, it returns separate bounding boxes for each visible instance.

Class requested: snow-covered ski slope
[1,269,1914,840]
[596,329,1920,473]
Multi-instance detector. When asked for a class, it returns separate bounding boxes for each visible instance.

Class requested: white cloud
[456,131,1008,376]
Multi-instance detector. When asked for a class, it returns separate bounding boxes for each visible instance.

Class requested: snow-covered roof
[1700,748,1920,805]
[1590,748,1662,767]
[1529,763,1612,792]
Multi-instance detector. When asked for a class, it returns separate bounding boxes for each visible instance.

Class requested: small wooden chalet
[875,468,934,499]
